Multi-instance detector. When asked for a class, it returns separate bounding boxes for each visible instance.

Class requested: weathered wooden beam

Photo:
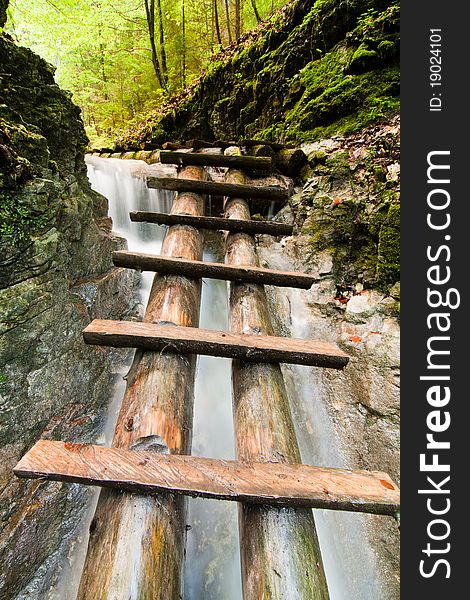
[130,210,294,236]
[224,152,330,599]
[160,150,272,170]
[162,139,292,151]
[15,441,400,516]
[112,251,316,289]
[83,319,349,369]
[147,177,288,201]
[246,144,275,158]
[76,165,206,600]
[240,139,292,150]
[275,148,308,177]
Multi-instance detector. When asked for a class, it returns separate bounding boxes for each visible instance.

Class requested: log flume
[14,145,399,600]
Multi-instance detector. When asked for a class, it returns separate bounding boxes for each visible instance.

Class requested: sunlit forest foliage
[5,0,288,145]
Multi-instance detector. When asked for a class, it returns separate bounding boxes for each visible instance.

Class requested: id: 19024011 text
[429,29,443,112]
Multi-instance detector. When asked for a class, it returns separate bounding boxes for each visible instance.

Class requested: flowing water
[53,156,382,600]
[85,156,241,599]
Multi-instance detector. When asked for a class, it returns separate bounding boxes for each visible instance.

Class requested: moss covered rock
[295,116,400,292]
[119,0,399,148]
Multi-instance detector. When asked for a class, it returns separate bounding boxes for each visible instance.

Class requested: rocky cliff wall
[0,17,139,599]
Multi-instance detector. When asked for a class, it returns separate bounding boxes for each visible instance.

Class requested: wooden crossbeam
[112,252,316,289]
[147,177,288,201]
[14,440,400,516]
[162,139,292,151]
[129,211,294,236]
[160,151,272,171]
[83,320,349,369]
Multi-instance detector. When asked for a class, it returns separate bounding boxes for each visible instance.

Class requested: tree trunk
[156,0,168,85]
[223,154,330,600]
[144,0,166,90]
[235,0,241,39]
[214,0,222,45]
[77,165,205,600]
[250,0,262,23]
[225,0,233,43]
[182,0,186,87]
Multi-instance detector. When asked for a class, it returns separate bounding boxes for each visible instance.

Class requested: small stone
[387,162,400,181]
[345,290,384,322]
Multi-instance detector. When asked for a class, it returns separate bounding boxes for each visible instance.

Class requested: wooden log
[224,155,331,599]
[83,319,349,369]
[185,139,215,150]
[247,144,275,158]
[160,150,272,170]
[147,177,288,201]
[241,139,292,150]
[275,148,308,177]
[112,251,317,289]
[77,165,206,600]
[15,440,400,516]
[163,139,292,151]
[129,211,294,236]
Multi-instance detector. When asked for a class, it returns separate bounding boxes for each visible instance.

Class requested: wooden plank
[240,139,293,150]
[129,211,294,236]
[112,251,316,289]
[15,440,400,516]
[162,139,293,151]
[147,177,288,201]
[83,319,349,369]
[160,151,272,170]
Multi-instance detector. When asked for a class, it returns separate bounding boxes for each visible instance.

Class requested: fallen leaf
[64,442,85,452]
[349,335,362,343]
[380,479,395,490]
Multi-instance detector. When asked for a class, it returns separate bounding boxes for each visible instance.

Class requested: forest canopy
[6,0,289,146]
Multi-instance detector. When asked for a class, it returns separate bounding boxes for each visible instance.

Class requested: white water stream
[52,156,383,600]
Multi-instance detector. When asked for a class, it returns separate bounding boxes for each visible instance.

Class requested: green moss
[376,203,400,288]
[324,152,350,178]
[349,43,379,71]
[121,0,400,147]
[0,191,55,244]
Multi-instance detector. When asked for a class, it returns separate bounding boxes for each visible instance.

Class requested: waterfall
[86,156,242,599]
